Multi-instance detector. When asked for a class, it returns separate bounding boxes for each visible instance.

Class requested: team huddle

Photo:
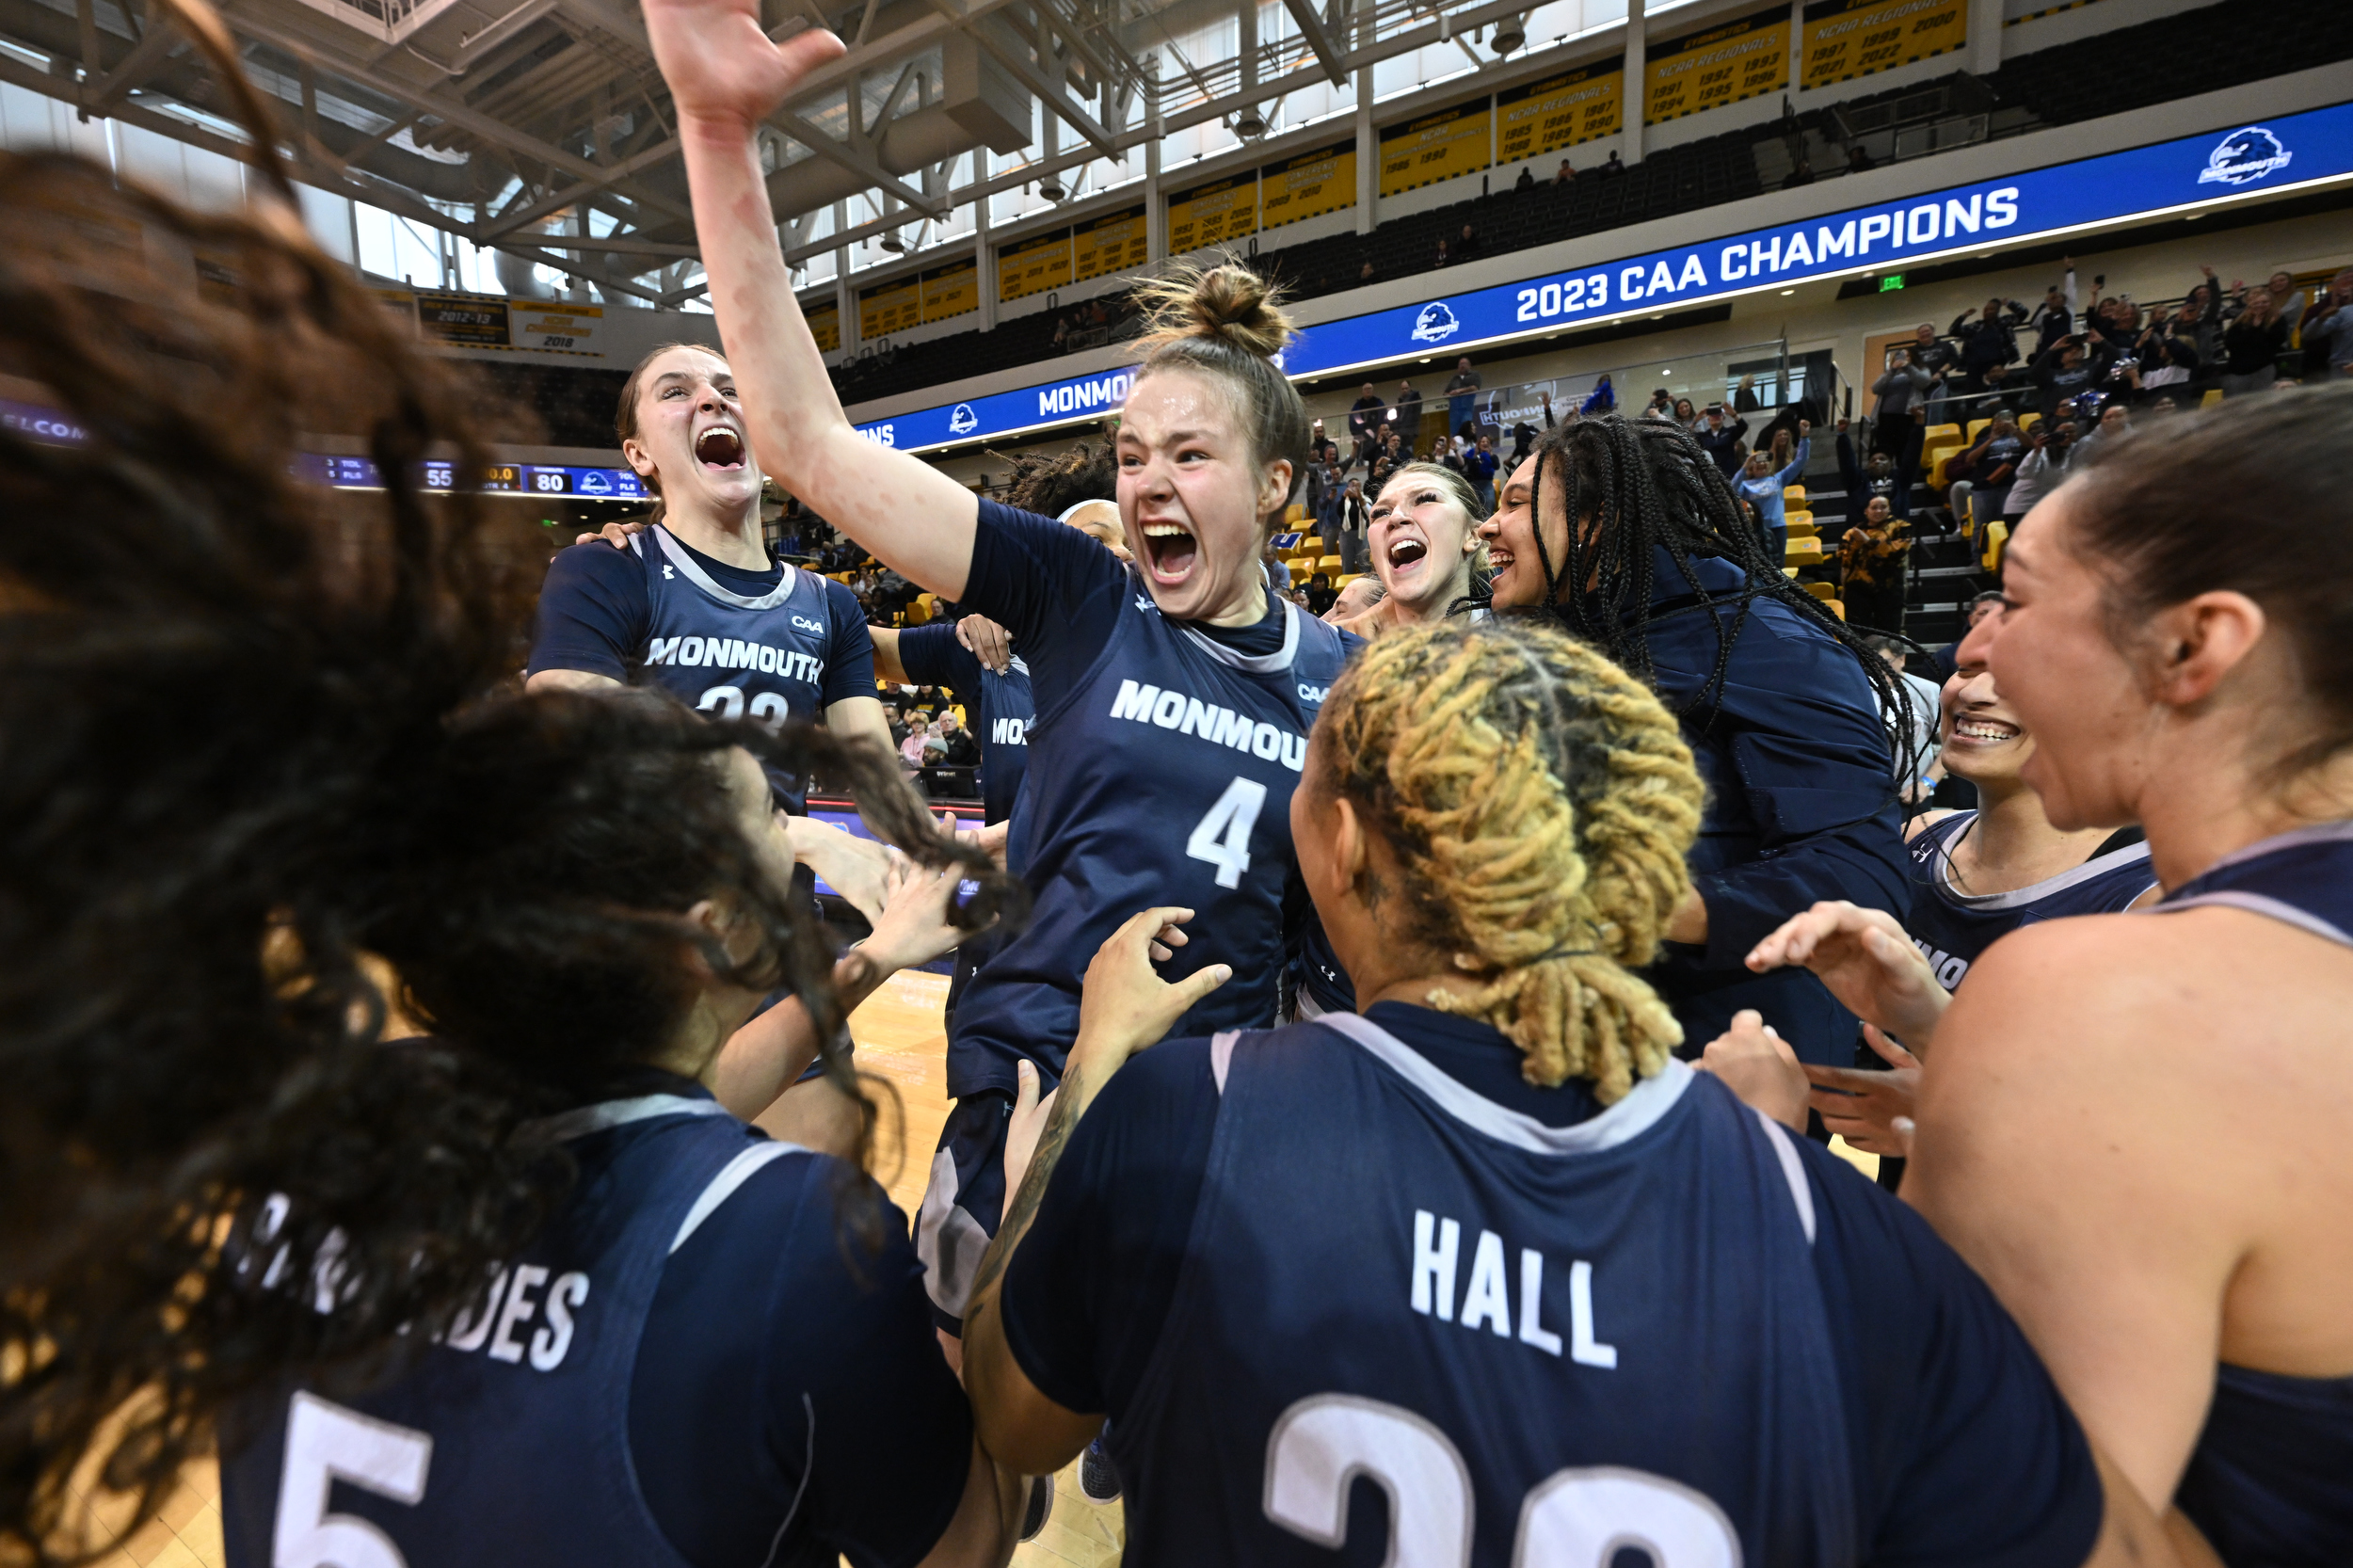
[5,0,2353,1566]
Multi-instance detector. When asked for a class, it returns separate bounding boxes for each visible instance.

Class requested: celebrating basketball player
[0,65,1028,1565]
[638,3,1357,1372]
[1476,416,1916,1067]
[1729,387,2353,1560]
[958,617,2182,1567]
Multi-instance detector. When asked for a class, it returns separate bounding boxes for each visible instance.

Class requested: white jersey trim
[1756,1113,1818,1245]
[1313,1011,1692,1156]
[1176,596,1305,675]
[649,522,800,612]
[670,1141,805,1254]
[1926,814,2155,912]
[520,1094,732,1145]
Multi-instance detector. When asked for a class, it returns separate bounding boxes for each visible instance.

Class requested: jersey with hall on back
[525,523,873,810]
[947,500,1353,1097]
[1116,1014,1860,1563]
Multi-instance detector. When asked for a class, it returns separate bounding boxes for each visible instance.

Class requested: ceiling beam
[1276,0,1347,86]
[83,4,182,111]
[966,12,1114,155]
[478,134,680,238]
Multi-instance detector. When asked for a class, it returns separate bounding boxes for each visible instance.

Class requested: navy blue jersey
[219,1088,968,1568]
[894,622,1033,826]
[1005,1007,2102,1566]
[2160,820,2353,1568]
[948,502,1353,1097]
[1904,814,2157,991]
[527,525,876,810]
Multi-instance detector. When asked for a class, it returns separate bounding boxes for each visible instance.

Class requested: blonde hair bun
[1135,260,1295,361]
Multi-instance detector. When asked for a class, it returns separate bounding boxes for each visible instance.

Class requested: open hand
[1694,1010,1807,1132]
[1801,1025,1920,1158]
[643,0,846,134]
[1746,901,1949,1052]
[1073,907,1231,1070]
[859,855,983,974]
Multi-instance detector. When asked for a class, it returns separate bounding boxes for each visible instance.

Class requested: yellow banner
[806,299,840,354]
[1167,173,1259,253]
[1379,102,1493,197]
[920,260,978,323]
[1073,206,1149,282]
[1261,140,1356,229]
[1646,9,1790,124]
[998,229,1073,302]
[1801,0,1966,88]
[857,275,920,340]
[1497,64,1623,167]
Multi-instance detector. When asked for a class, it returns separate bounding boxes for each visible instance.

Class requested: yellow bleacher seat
[1336,573,1365,587]
[2019,411,2041,430]
[903,599,931,627]
[2201,388,2225,408]
[1922,423,1961,446]
[1303,536,1325,554]
[1784,537,1824,566]
[1288,560,1310,584]
[1783,566,1801,578]
[1981,519,2009,573]
[1965,418,1992,444]
[1285,502,1307,524]
[1803,581,1837,602]
[1783,486,1806,504]
[1826,598,1846,620]
[1317,554,1343,575]
[1785,509,1815,532]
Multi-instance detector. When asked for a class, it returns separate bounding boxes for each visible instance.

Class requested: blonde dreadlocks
[1318,617,1704,1102]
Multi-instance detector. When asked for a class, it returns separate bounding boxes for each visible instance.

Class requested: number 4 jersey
[525,524,875,811]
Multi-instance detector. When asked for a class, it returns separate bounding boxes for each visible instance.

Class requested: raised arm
[643,0,978,598]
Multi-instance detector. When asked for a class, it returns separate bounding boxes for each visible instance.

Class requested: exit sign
[1879,274,1907,292]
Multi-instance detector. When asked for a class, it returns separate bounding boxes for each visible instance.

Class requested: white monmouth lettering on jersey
[1411,1209,1609,1365]
[1912,936,1970,990]
[1108,678,1307,772]
[435,1263,591,1372]
[989,715,1031,745]
[645,635,825,683]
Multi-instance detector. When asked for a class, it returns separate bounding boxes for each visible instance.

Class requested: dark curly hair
[1517,413,1913,783]
[0,3,1011,1560]
[1000,440,1118,516]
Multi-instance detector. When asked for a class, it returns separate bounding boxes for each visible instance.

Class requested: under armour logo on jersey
[1134,595,1158,614]
[663,565,676,580]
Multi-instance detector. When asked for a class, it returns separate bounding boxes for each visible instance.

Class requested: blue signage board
[853,103,2353,454]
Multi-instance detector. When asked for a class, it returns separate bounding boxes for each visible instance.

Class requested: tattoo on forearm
[967,1060,1085,1310]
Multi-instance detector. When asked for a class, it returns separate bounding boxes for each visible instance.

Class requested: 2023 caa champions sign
[854,100,2353,454]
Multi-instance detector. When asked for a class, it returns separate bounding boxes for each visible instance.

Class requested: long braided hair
[1519,415,1913,779]
[1317,619,1705,1103]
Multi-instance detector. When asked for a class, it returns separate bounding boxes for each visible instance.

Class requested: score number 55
[1515,273,1610,324]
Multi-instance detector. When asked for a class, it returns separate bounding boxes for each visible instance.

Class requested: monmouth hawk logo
[1411,301,1462,344]
[2198,126,2292,186]
[948,402,980,436]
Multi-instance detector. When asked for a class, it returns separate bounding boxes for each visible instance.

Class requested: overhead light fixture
[1491,17,1525,54]
[1235,106,1267,137]
[880,232,906,253]
[1036,176,1066,201]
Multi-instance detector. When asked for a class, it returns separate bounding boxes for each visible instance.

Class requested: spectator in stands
[1734,420,1810,561]
[2029,333,2110,424]
[1694,404,1749,480]
[1671,396,1700,428]
[2176,269,2226,365]
[1945,409,2025,537]
[1782,153,1815,189]
[1444,357,1481,438]
[1433,237,1451,268]
[2028,260,2078,359]
[2265,269,2306,343]
[937,710,980,769]
[1578,375,1616,417]
[1357,259,1376,284]
[1599,149,1624,177]
[2121,319,2201,408]
[1949,296,2028,391]
[1456,222,1480,261]
[1507,417,1538,466]
[1846,143,1876,174]
[1870,346,1934,440]
[1837,499,1910,632]
[2300,268,2353,378]
[1515,165,1536,191]
[1305,570,1337,616]
[1553,158,1576,185]
[1732,371,1764,414]
[1348,382,1386,445]
[1337,474,1371,575]
[2073,400,2134,463]
[2220,285,2289,397]
[1464,433,1500,511]
[2001,419,2073,527]
[1836,419,1905,525]
[1976,362,2030,420]
[898,720,932,769]
[1638,388,1671,422]
[1395,377,1424,437]
[1920,589,2005,687]
[1865,635,1944,805]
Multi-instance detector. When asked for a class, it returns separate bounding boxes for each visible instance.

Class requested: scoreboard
[307,455,648,499]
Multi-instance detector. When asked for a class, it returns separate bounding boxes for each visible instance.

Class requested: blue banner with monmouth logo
[853,102,2352,454]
